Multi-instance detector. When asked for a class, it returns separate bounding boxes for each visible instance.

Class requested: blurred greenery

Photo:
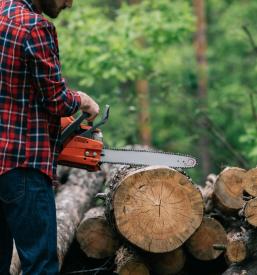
[54,0,257,183]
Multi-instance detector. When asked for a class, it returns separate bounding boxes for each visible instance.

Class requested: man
[0,0,99,274]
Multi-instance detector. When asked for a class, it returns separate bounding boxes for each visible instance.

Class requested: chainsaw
[58,105,197,171]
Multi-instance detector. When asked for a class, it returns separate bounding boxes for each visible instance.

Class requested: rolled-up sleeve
[25,21,81,117]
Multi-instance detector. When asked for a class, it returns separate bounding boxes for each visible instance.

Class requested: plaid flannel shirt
[0,0,81,181]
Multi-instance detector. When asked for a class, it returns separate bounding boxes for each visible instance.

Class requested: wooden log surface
[107,165,204,253]
[145,247,186,275]
[115,246,150,275]
[186,217,227,261]
[76,206,119,259]
[243,168,257,197]
[225,230,247,264]
[244,197,257,227]
[10,167,105,274]
[214,167,247,214]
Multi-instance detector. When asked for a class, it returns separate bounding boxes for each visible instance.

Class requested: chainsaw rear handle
[60,105,110,144]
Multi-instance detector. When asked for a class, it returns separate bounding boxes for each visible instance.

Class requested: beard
[40,0,64,19]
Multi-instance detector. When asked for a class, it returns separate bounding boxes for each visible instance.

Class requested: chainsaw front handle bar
[60,112,90,144]
[60,105,110,144]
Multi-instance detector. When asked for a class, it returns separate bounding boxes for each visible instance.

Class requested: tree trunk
[107,165,203,253]
[185,217,227,261]
[10,167,105,274]
[76,206,120,259]
[193,0,211,179]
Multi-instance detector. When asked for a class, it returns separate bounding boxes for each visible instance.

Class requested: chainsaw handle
[60,112,90,144]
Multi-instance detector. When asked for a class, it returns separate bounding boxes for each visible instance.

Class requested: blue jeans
[0,167,59,275]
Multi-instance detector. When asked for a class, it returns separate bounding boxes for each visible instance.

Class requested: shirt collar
[21,0,42,14]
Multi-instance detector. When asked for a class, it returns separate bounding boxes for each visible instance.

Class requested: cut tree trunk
[107,165,204,253]
[185,217,227,261]
[145,247,186,275]
[76,206,119,259]
[244,197,257,227]
[213,167,247,214]
[225,230,247,264]
[243,167,257,197]
[115,246,150,275]
[10,167,105,274]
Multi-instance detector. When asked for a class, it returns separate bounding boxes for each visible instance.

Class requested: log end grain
[243,168,257,197]
[113,166,204,253]
[76,207,119,259]
[244,197,257,227]
[186,217,227,261]
[214,167,247,214]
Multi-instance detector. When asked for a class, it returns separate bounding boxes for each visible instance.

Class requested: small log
[223,258,257,275]
[244,197,257,227]
[213,167,247,214]
[225,231,247,264]
[115,246,150,275]
[185,217,227,261]
[76,206,119,259]
[10,167,106,274]
[146,247,186,275]
[107,166,204,253]
[243,168,257,197]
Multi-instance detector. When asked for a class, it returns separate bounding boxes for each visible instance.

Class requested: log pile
[9,164,257,275]
[79,165,257,275]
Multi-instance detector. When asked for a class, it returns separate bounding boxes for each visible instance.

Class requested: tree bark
[76,206,120,259]
[107,165,203,253]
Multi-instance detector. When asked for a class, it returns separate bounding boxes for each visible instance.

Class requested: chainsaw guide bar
[101,148,197,168]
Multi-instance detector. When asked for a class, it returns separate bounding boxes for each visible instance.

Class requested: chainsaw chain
[102,146,198,168]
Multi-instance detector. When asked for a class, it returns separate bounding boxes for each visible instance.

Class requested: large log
[107,165,204,253]
[76,206,119,259]
[213,167,247,214]
[10,167,105,274]
[185,217,227,261]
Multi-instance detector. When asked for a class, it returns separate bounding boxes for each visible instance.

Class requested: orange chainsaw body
[58,116,103,171]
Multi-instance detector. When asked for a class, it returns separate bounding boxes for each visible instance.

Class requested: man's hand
[77,91,100,121]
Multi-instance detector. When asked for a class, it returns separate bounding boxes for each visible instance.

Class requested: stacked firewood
[75,165,257,275]
[9,164,257,275]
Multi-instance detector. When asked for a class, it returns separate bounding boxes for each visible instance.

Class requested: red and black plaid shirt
[0,0,81,181]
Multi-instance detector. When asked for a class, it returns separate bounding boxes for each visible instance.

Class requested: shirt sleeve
[24,21,81,117]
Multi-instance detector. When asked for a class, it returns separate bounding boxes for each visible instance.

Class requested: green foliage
[53,0,257,182]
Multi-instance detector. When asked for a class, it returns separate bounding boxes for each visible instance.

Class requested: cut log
[115,246,150,275]
[243,168,257,197]
[146,247,186,275]
[213,167,247,214]
[185,217,227,261]
[76,206,119,259]
[107,166,204,253]
[225,231,247,264]
[223,257,257,275]
[244,197,257,227]
[10,167,106,274]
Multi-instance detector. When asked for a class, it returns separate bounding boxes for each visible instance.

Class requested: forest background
[54,0,257,183]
